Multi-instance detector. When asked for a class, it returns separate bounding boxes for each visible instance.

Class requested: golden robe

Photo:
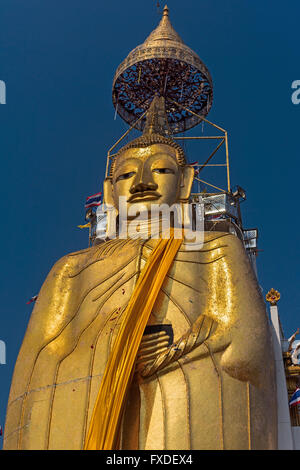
[3,232,277,450]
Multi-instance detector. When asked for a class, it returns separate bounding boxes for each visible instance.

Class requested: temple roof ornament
[266,288,281,306]
[112,5,213,134]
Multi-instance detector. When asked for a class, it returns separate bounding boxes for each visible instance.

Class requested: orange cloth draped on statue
[84,232,182,450]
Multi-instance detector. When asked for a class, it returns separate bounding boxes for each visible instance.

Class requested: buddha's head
[104,97,194,218]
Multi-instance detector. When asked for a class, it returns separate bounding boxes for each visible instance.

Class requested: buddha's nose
[130,167,158,194]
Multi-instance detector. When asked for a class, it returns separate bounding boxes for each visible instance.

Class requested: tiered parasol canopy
[112,5,213,134]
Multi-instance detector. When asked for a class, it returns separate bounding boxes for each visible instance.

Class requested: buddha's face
[111,143,183,215]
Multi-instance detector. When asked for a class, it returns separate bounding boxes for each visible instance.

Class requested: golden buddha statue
[4,7,277,450]
[3,95,277,450]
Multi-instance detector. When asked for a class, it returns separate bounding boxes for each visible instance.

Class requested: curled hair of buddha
[108,95,187,179]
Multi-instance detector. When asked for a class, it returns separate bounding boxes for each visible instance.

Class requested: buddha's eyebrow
[151,154,178,164]
[151,151,176,157]
[115,158,140,171]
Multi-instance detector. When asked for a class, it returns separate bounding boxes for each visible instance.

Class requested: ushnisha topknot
[108,95,187,179]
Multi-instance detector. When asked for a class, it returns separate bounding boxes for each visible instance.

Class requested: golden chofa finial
[266,288,281,306]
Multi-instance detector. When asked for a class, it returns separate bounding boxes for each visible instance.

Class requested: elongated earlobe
[179,166,194,201]
[103,178,115,208]
[180,171,185,188]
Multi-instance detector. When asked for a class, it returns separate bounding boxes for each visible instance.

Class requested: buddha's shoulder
[140,231,245,259]
[49,238,143,274]
[186,231,243,249]
[179,231,245,255]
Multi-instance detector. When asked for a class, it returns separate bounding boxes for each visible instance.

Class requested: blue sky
[0,0,299,444]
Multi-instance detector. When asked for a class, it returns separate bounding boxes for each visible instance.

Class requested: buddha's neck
[118,214,173,240]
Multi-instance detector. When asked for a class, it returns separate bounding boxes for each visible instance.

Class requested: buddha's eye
[116,171,136,182]
[152,168,174,174]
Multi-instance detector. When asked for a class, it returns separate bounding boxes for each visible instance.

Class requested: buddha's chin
[122,199,178,222]
[127,200,160,218]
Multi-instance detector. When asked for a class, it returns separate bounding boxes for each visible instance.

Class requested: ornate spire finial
[109,95,186,178]
[143,95,170,136]
[144,4,183,44]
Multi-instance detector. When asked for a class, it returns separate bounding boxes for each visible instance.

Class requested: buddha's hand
[135,330,170,374]
[136,314,220,377]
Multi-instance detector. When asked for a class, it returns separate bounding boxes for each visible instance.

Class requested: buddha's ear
[179,166,194,201]
[103,178,115,208]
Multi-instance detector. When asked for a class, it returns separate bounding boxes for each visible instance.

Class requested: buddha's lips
[127,191,161,203]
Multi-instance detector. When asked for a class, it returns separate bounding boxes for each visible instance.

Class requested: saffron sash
[84,232,182,450]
